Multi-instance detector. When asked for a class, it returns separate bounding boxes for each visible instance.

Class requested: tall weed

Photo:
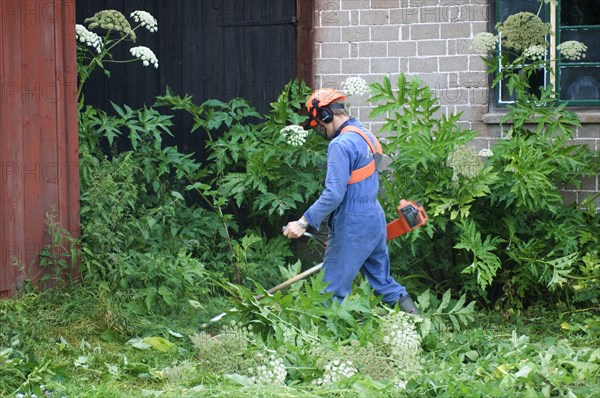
[77,79,325,312]
[372,72,599,308]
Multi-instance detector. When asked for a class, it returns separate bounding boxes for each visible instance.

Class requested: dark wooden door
[76,0,298,154]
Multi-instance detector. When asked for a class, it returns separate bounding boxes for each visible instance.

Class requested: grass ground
[1,285,598,397]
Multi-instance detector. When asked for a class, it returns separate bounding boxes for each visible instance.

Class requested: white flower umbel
[130,46,159,68]
[130,10,158,33]
[381,310,422,375]
[478,148,493,158]
[447,145,483,181]
[76,24,103,53]
[472,32,499,53]
[280,124,308,146]
[248,352,287,386]
[342,76,370,96]
[557,40,588,61]
[523,45,546,61]
[313,359,357,386]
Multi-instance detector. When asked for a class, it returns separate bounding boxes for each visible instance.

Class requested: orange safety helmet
[305,88,346,128]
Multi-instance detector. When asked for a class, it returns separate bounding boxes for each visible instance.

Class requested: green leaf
[223,373,255,387]
[146,217,156,229]
[437,289,451,312]
[158,285,175,306]
[514,363,534,379]
[168,329,184,338]
[127,338,152,350]
[143,336,175,352]
[416,289,431,311]
[188,300,204,309]
[545,252,577,289]
[449,294,467,313]
[171,191,184,201]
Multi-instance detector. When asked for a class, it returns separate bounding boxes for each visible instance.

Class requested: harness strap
[340,126,383,185]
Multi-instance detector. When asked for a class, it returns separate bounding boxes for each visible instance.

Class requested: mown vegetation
[1,7,599,397]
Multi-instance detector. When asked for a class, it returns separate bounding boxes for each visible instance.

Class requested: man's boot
[398,295,420,316]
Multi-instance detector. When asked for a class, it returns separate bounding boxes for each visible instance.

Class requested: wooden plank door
[76,0,300,157]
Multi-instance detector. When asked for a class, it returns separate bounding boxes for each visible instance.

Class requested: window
[494,0,600,106]
[557,0,600,104]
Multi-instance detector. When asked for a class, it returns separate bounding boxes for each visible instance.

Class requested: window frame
[495,35,550,106]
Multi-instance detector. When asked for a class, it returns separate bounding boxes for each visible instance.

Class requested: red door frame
[0,0,80,297]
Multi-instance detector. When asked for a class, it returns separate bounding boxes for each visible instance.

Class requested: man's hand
[283,219,308,239]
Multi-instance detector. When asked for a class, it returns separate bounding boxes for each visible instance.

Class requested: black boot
[398,295,420,316]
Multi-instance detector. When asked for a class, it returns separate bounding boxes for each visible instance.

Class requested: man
[283,88,420,315]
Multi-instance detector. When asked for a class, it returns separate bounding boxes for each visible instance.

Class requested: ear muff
[313,99,334,123]
[306,88,346,128]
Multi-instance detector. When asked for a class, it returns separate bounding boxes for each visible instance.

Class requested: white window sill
[482,108,600,124]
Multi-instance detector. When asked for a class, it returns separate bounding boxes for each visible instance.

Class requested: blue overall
[303,118,408,304]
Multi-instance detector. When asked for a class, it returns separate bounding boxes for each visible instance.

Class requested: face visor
[304,98,324,129]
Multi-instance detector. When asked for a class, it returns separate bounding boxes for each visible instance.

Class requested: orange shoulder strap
[340,126,383,185]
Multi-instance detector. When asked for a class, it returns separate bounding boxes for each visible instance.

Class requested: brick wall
[312,0,600,209]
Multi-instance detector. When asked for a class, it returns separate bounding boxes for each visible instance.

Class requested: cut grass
[1,285,598,397]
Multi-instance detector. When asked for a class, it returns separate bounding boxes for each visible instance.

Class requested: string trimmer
[201,200,427,328]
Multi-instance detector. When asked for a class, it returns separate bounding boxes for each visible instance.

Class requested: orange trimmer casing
[386,199,428,240]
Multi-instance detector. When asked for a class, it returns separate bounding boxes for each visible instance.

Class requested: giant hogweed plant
[76,9,159,105]
[475,6,600,306]
[370,74,502,297]
[369,69,599,308]
[74,10,252,308]
[78,42,324,310]
[73,9,218,313]
[78,92,319,309]
[78,103,223,312]
[152,81,328,285]
[155,80,327,237]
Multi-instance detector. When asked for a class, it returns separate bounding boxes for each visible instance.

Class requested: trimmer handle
[282,225,326,249]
